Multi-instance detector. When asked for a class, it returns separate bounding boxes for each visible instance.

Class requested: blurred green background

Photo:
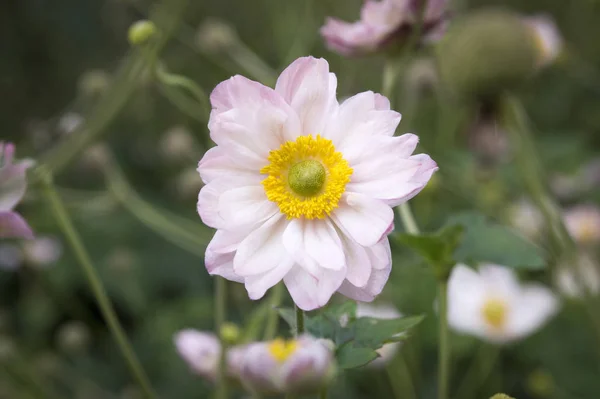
[1,0,600,398]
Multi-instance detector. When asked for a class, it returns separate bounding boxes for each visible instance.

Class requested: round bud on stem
[490,394,515,399]
[219,322,241,345]
[436,9,538,100]
[128,20,158,46]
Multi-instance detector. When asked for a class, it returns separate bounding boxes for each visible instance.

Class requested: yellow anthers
[482,298,508,330]
[268,339,298,363]
[261,135,352,220]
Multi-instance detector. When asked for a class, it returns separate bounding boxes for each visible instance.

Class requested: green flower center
[287,160,326,197]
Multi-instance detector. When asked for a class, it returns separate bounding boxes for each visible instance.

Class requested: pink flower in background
[0,143,34,240]
[525,15,563,67]
[238,335,335,395]
[563,204,600,245]
[197,56,437,310]
[320,0,449,56]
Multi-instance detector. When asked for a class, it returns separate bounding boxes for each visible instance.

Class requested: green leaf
[352,315,425,347]
[446,212,545,269]
[336,343,379,369]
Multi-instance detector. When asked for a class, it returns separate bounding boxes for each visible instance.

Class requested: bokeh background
[2,0,600,398]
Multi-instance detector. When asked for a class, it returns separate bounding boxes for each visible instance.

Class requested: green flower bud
[490,394,515,399]
[128,20,157,46]
[220,322,241,345]
[436,9,538,100]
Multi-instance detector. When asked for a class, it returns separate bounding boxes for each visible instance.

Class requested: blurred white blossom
[564,205,600,245]
[525,15,563,67]
[58,112,84,135]
[555,254,600,299]
[448,264,559,344]
[508,199,544,239]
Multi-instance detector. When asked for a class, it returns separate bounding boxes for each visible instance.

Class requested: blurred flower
[0,243,23,270]
[196,18,238,53]
[174,329,244,382]
[56,321,91,353]
[524,15,563,67]
[57,112,84,135]
[563,205,600,245]
[23,236,62,267]
[356,302,402,366]
[239,335,335,395]
[508,199,544,240]
[555,254,600,299]
[0,142,34,240]
[198,56,437,310]
[448,264,559,344]
[320,0,449,56]
[158,126,198,164]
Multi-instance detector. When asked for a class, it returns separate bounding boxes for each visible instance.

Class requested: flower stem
[398,203,420,235]
[454,344,500,399]
[295,305,305,336]
[38,169,157,399]
[216,277,228,399]
[263,283,284,340]
[437,280,450,399]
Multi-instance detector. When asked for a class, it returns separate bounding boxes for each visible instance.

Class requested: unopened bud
[128,20,157,46]
[220,323,241,345]
[437,9,537,99]
[490,394,515,399]
[195,19,237,53]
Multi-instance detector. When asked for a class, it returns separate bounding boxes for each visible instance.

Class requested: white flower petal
[275,57,337,135]
[303,219,345,270]
[205,248,243,283]
[340,235,372,288]
[447,265,488,337]
[218,185,278,229]
[332,193,394,247]
[284,265,346,311]
[506,284,559,340]
[234,214,288,276]
[245,259,295,301]
[197,146,256,184]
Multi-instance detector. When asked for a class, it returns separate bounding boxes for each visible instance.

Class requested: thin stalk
[454,344,500,399]
[386,355,417,399]
[319,388,328,399]
[215,277,228,399]
[295,305,305,336]
[38,170,158,399]
[398,203,420,235]
[437,281,450,399]
[263,283,284,340]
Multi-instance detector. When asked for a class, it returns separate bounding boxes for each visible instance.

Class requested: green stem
[38,169,158,399]
[39,0,189,176]
[398,203,420,235]
[437,281,450,399]
[216,277,228,399]
[386,354,417,399]
[155,64,210,118]
[319,387,328,399]
[263,283,284,340]
[295,305,305,336]
[454,344,500,399]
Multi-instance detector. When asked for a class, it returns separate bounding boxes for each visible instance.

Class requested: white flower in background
[197,56,437,310]
[173,329,244,382]
[555,254,600,299]
[448,264,559,344]
[508,199,544,240]
[239,335,335,395]
[356,302,402,366]
[525,15,563,67]
[563,205,600,245]
[57,112,84,135]
[23,236,62,267]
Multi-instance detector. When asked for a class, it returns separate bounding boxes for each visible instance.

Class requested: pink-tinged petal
[331,193,394,247]
[325,91,401,148]
[0,211,34,240]
[282,341,333,393]
[303,219,345,270]
[282,219,324,277]
[207,229,247,255]
[284,265,347,311]
[347,153,438,207]
[368,234,392,270]
[275,57,337,135]
[341,134,417,173]
[245,259,295,301]
[234,214,288,276]
[320,18,389,56]
[218,185,278,230]
[208,75,301,160]
[197,146,256,184]
[338,261,391,302]
[205,245,243,283]
[239,343,280,393]
[173,329,220,380]
[340,236,372,288]
[373,93,391,110]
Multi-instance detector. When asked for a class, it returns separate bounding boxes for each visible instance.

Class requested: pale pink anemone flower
[197,56,437,311]
[0,143,34,240]
[320,0,449,56]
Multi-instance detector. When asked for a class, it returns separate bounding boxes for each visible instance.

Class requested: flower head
[356,302,402,366]
[524,15,563,67]
[197,56,437,310]
[239,335,335,395]
[563,205,600,245]
[0,143,34,240]
[320,0,449,56]
[508,199,544,240]
[448,264,559,344]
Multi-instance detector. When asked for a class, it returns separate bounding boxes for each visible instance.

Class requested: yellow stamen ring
[261,135,353,219]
